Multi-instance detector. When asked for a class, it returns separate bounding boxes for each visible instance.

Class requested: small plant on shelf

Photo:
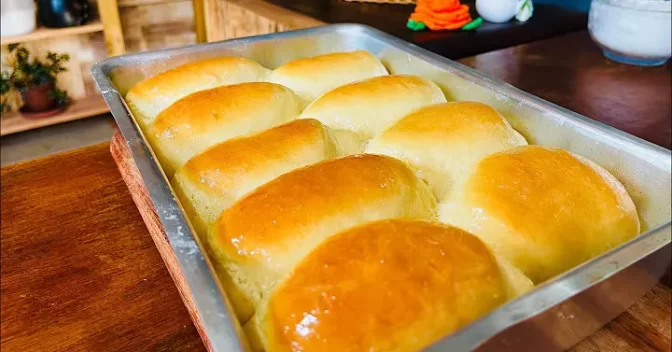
[1,44,71,114]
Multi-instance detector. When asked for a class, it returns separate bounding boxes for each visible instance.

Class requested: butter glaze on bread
[248,219,532,352]
[209,154,437,322]
[171,119,361,239]
[366,101,528,201]
[147,82,301,177]
[300,75,447,141]
[439,145,640,284]
[267,51,388,107]
[125,56,270,129]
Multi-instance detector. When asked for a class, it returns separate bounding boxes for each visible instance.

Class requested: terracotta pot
[22,82,57,112]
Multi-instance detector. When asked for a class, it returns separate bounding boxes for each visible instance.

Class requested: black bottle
[37,0,90,28]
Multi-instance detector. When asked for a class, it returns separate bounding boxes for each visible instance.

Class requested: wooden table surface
[2,32,671,351]
[262,0,587,60]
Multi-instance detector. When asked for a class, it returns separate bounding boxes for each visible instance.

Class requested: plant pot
[21,82,57,112]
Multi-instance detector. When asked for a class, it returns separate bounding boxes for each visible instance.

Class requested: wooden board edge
[109,129,214,352]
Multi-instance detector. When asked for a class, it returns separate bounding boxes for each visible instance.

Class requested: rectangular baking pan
[91,24,672,352]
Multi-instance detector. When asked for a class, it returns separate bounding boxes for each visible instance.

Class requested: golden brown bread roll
[366,101,527,201]
[300,75,447,141]
[267,51,388,107]
[439,145,640,284]
[171,119,362,238]
[246,219,532,352]
[125,56,270,129]
[146,82,301,177]
[208,154,437,322]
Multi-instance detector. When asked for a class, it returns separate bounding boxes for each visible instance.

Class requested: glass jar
[0,0,37,37]
[588,0,671,66]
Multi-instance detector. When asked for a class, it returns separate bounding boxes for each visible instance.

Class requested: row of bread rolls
[125,51,640,352]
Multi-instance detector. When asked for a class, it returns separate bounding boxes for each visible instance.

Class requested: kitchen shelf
[0,21,104,45]
[0,95,109,136]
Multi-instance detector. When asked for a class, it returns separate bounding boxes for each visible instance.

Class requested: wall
[118,0,197,53]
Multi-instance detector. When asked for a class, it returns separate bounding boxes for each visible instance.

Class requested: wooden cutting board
[109,129,671,352]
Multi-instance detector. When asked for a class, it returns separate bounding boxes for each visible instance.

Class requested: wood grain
[0,95,109,136]
[109,130,218,352]
[458,31,672,149]
[202,0,324,42]
[0,143,204,352]
[119,0,197,53]
[98,0,127,56]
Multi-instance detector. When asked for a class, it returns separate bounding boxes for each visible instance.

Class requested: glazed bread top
[171,119,361,238]
[252,219,532,352]
[366,101,528,201]
[267,51,388,107]
[439,145,640,284]
[146,82,301,177]
[209,154,437,311]
[300,75,447,140]
[125,56,270,129]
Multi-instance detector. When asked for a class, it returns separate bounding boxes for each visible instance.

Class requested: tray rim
[91,23,672,352]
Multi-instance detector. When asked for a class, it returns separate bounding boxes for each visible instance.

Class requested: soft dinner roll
[171,119,362,238]
[208,154,437,322]
[439,145,640,284]
[125,56,270,129]
[267,51,388,107]
[300,75,447,141]
[366,101,527,201]
[147,82,301,177]
[247,219,533,352]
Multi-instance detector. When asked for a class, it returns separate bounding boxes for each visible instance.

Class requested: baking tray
[91,24,672,352]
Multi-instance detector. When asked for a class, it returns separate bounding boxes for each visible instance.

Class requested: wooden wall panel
[119,0,196,53]
[204,0,324,42]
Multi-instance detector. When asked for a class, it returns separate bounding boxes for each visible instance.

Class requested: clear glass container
[588,0,671,66]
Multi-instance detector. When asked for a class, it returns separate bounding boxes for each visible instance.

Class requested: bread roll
[267,51,388,107]
[147,82,301,177]
[125,56,270,129]
[208,154,437,322]
[300,75,447,141]
[247,219,532,352]
[171,119,362,238]
[366,101,527,201]
[439,145,640,284]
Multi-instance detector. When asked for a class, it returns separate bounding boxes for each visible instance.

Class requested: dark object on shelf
[37,0,89,28]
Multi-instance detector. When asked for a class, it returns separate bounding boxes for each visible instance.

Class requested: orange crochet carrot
[408,0,473,31]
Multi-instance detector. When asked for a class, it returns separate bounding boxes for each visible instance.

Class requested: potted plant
[2,44,70,116]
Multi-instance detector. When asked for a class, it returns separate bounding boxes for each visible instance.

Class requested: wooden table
[2,32,670,351]
[203,0,586,60]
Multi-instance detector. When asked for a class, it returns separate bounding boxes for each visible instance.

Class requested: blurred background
[0,0,590,165]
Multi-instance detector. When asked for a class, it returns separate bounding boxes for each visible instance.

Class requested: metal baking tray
[91,24,671,352]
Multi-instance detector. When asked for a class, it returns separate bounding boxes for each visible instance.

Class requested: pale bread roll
[125,56,270,129]
[366,101,527,201]
[267,51,388,107]
[246,219,532,352]
[171,119,362,239]
[146,82,301,177]
[439,145,640,284]
[208,154,437,322]
[300,75,447,141]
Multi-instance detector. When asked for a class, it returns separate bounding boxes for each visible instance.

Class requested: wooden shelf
[0,21,104,45]
[0,95,109,136]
